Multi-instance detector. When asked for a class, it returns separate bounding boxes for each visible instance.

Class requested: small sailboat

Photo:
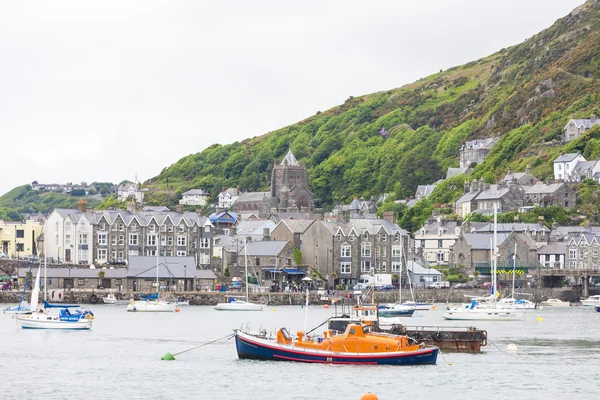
[3,301,31,314]
[215,238,263,311]
[127,237,179,313]
[443,206,525,321]
[15,262,94,330]
[540,298,571,307]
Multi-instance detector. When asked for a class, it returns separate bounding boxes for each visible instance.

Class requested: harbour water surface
[2,305,599,399]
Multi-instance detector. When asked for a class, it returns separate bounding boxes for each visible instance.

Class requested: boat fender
[433,331,442,341]
[411,332,421,343]
[88,294,99,304]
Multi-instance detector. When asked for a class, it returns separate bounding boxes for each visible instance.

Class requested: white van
[426,281,450,289]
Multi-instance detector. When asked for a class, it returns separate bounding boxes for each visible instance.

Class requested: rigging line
[172,333,236,356]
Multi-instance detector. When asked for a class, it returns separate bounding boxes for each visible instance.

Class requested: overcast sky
[0,0,584,196]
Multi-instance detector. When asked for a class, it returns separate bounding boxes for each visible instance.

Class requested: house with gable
[459,137,499,168]
[301,213,411,288]
[503,166,537,186]
[566,233,600,270]
[218,187,240,209]
[563,116,600,142]
[414,217,462,266]
[270,219,317,251]
[553,153,586,181]
[524,182,576,208]
[179,189,210,206]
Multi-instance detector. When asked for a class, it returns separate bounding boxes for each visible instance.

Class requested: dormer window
[363,232,369,240]
[349,234,355,241]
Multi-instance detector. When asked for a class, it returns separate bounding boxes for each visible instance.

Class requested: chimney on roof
[383,211,396,223]
[77,199,87,213]
[263,227,271,241]
[464,181,470,194]
[127,199,136,213]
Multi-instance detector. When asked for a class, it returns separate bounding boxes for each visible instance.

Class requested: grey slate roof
[572,160,598,174]
[241,241,289,256]
[52,209,210,228]
[446,167,470,179]
[182,189,209,196]
[455,191,479,205]
[554,153,583,163]
[407,260,442,276]
[416,184,436,199]
[464,233,507,250]
[128,256,197,279]
[17,267,128,279]
[418,220,459,235]
[476,223,549,233]
[213,235,245,253]
[278,219,316,233]
[503,172,526,182]
[475,185,509,200]
[321,218,408,236]
[569,118,600,130]
[236,220,274,235]
[462,137,497,150]
[537,243,567,255]
[524,182,564,195]
[235,191,271,202]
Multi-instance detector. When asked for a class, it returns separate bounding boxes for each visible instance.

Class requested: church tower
[270,149,314,211]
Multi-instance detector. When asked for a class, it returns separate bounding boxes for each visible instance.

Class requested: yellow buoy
[506,343,518,352]
[361,394,378,400]
[537,317,543,322]
[433,306,437,310]
[272,308,277,312]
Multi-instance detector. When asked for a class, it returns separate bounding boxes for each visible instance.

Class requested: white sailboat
[378,245,416,318]
[103,293,130,305]
[214,238,263,311]
[443,205,525,321]
[497,243,537,310]
[127,236,179,312]
[15,250,94,330]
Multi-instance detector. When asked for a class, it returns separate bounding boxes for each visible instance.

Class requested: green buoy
[161,352,175,361]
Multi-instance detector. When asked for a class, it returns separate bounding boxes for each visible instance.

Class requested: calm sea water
[1,304,599,400]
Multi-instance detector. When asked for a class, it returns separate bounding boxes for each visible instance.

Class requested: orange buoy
[361,393,378,400]
[175,308,180,313]
[323,304,329,309]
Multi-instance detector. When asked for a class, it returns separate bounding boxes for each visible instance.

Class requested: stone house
[236,240,298,283]
[449,231,539,273]
[503,166,537,186]
[128,256,200,292]
[414,218,461,266]
[208,211,238,234]
[455,180,483,218]
[17,266,128,292]
[301,213,411,288]
[524,182,576,208]
[474,222,550,247]
[570,160,600,182]
[473,183,526,214]
[270,219,317,251]
[235,219,276,242]
[332,197,377,217]
[553,153,586,181]
[459,137,499,168]
[566,233,600,271]
[563,116,600,142]
[407,260,443,289]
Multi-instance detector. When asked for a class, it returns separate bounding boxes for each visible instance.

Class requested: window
[160,225,167,233]
[361,242,371,257]
[363,232,369,240]
[150,224,156,232]
[111,236,117,245]
[129,234,138,246]
[394,233,400,242]
[111,223,117,231]
[179,224,185,233]
[349,234,355,241]
[161,236,167,246]
[17,243,24,252]
[341,244,351,258]
[569,249,577,259]
[193,226,197,233]
[177,236,186,246]
[16,229,24,239]
[147,235,156,246]
[168,225,174,233]
[177,250,187,256]
[255,258,260,266]
[420,240,425,248]
[98,233,107,245]
[79,234,88,245]
[204,226,210,233]
[129,249,138,256]
[381,261,387,272]
[376,246,381,257]
[341,262,351,274]
[337,233,342,241]
[376,261,381,271]
[118,251,124,260]
[361,261,372,273]
[111,251,117,260]
[437,253,445,262]
[100,223,106,231]
[200,238,210,249]
[65,235,71,246]
[382,234,387,242]
[392,245,402,257]
[78,249,88,262]
[65,221,71,230]
[382,247,387,257]
[199,252,210,265]
[391,262,401,272]
[314,256,318,266]
[315,239,318,248]
[438,240,443,249]
[118,235,124,245]
[131,225,137,232]
[146,249,156,256]
[167,236,173,246]
[118,223,124,231]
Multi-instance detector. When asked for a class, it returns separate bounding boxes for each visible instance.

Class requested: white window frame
[177,236,186,246]
[392,245,402,257]
[360,261,372,273]
[361,242,371,257]
[129,234,138,246]
[98,233,107,246]
[341,244,351,258]
[341,262,351,274]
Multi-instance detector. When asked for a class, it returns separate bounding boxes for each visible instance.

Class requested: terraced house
[45,202,213,268]
[301,213,411,288]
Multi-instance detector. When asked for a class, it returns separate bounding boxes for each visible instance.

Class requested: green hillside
[146,1,600,208]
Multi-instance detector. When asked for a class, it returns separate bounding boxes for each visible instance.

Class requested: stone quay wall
[0,287,590,306]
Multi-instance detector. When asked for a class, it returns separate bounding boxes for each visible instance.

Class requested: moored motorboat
[498,297,537,310]
[401,300,433,311]
[214,297,263,311]
[580,295,600,306]
[234,323,438,365]
[377,303,416,317]
[3,301,31,314]
[127,298,178,312]
[103,293,130,305]
[540,298,571,307]
[443,300,525,321]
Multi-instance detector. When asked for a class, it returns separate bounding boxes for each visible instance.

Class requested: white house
[553,153,586,181]
[179,189,210,206]
[406,260,442,288]
[117,183,145,203]
[45,208,94,264]
[218,188,240,209]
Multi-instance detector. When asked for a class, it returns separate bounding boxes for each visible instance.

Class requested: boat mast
[156,233,160,297]
[512,242,517,299]
[44,233,47,303]
[493,203,498,302]
[244,237,249,301]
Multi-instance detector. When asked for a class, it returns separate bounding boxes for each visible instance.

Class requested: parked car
[426,281,450,289]
[377,284,395,291]
[107,259,127,265]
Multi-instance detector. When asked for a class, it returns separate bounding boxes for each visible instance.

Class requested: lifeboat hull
[235,331,438,365]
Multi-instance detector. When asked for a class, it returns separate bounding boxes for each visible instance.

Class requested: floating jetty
[380,323,487,353]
